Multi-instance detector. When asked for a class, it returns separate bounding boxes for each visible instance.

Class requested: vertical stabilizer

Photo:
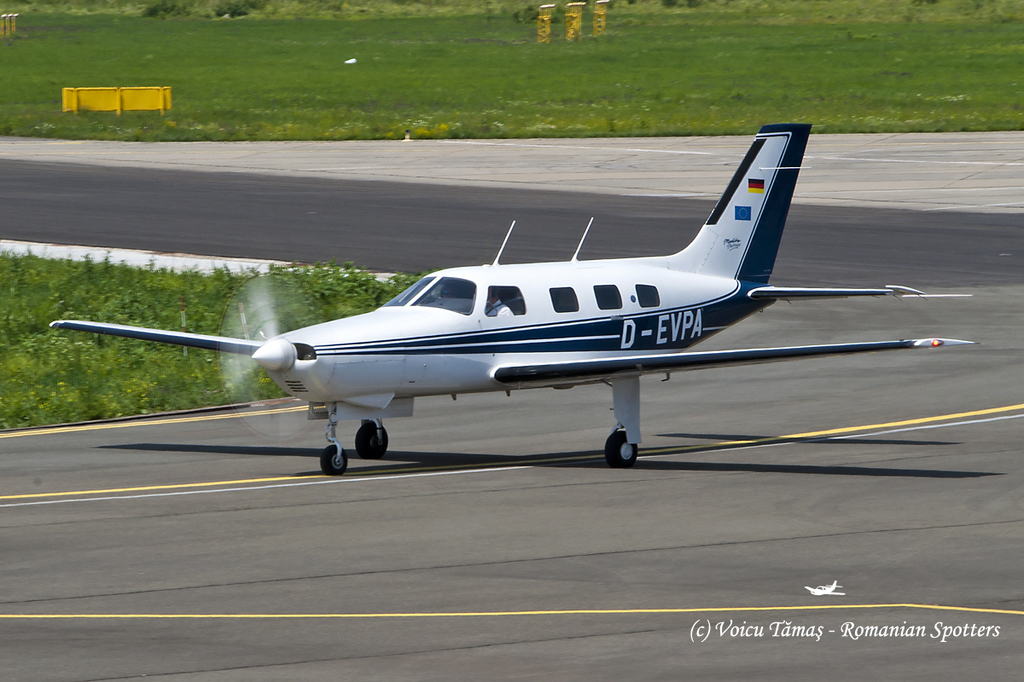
[669,123,810,283]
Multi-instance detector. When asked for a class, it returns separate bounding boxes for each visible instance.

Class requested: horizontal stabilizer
[748,286,895,300]
[49,320,261,355]
[493,338,973,387]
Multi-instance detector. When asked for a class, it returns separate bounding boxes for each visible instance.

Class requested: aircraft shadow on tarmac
[101,443,322,458]
[102,442,997,479]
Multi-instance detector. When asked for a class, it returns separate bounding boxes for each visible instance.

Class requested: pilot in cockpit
[485,287,514,317]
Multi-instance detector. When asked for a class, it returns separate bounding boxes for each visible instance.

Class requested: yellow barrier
[1,13,18,37]
[537,4,554,44]
[62,87,172,115]
[566,2,585,41]
[594,0,608,36]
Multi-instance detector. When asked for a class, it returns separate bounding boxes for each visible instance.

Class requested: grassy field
[2,1,1023,428]
[0,254,417,429]
[1,3,1022,140]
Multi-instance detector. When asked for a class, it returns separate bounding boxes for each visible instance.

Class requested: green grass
[0,254,418,429]
[1,6,1022,140]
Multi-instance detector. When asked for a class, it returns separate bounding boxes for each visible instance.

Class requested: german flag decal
[748,178,765,193]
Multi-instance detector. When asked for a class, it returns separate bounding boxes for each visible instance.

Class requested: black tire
[320,443,348,475]
[604,430,638,468]
[354,421,388,459]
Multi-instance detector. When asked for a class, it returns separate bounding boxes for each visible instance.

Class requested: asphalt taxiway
[1,135,1022,680]
[2,286,1023,680]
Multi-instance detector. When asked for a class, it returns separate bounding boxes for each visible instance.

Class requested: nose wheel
[604,430,637,468]
[321,442,348,475]
[320,404,348,475]
[355,419,389,459]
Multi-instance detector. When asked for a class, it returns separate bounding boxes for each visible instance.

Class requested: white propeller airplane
[805,581,845,596]
[51,123,970,476]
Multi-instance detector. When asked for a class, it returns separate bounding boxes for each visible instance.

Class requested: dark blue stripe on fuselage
[315,287,768,357]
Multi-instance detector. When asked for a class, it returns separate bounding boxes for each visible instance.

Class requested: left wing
[493,338,972,388]
[49,320,262,355]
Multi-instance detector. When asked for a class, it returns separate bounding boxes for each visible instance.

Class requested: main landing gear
[605,429,638,468]
[320,408,390,475]
[605,375,641,469]
[355,419,389,459]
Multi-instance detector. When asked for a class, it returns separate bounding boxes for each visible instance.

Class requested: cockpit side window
[594,284,622,310]
[382,276,435,307]
[485,286,527,317]
[412,277,477,315]
[549,287,579,313]
[636,284,661,308]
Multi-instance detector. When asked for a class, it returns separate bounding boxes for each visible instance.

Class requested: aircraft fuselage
[269,258,768,404]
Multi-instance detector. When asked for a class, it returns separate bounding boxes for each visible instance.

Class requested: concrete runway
[1,135,1023,679]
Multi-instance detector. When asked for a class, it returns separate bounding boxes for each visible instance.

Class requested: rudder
[669,123,810,284]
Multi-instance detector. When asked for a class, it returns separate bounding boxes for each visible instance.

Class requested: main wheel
[355,421,389,459]
[320,442,348,475]
[604,430,638,468]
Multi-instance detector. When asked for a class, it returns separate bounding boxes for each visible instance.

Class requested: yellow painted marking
[0,474,318,501]
[0,404,305,440]
[0,604,1021,619]
[641,401,1024,456]
[3,402,1023,503]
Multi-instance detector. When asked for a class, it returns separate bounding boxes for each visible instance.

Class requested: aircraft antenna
[570,217,595,262]
[492,220,516,266]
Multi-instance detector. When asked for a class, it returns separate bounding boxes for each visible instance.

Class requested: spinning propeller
[218,274,317,441]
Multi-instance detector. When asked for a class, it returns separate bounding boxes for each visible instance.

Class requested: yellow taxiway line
[0,603,1022,619]
[0,404,306,440]
[2,401,1023,503]
[640,401,1024,456]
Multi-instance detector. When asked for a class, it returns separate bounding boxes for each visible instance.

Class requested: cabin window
[486,286,526,316]
[594,285,622,310]
[413,277,477,315]
[636,284,660,308]
[549,287,579,313]
[383,276,435,307]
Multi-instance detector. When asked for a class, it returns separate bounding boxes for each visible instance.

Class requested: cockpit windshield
[412,277,477,315]
[382,276,435,308]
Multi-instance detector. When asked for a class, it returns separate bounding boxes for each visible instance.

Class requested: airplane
[805,581,845,596]
[50,123,971,476]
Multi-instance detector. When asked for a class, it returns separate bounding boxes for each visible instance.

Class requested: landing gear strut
[355,419,389,459]
[320,404,348,475]
[605,375,640,468]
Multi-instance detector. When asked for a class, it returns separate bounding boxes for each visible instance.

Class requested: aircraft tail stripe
[707,138,766,226]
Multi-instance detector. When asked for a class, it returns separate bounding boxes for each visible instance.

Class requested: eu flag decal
[735,206,752,221]
[748,178,765,193]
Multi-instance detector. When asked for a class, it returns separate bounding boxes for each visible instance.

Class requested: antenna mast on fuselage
[570,217,595,262]
[491,220,516,266]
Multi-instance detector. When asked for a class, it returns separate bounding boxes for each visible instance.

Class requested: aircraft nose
[251,337,297,372]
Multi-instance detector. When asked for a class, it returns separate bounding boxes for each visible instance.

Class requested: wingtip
[912,338,974,348]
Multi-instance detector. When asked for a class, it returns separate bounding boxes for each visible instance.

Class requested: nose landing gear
[320,404,347,475]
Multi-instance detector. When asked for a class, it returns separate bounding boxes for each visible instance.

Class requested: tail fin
[669,123,810,283]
